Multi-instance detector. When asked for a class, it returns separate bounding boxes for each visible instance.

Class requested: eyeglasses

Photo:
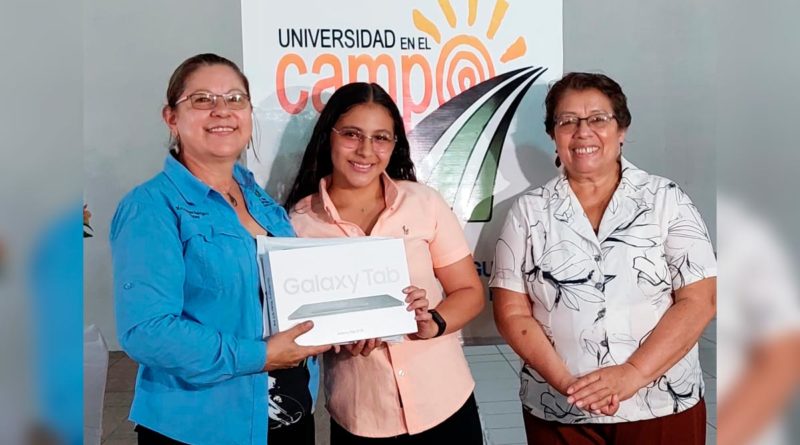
[174,92,251,110]
[331,127,397,151]
[555,113,616,132]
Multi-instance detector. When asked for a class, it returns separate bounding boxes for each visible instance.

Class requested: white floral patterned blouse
[489,158,717,423]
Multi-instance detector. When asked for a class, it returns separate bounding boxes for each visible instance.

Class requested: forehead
[182,64,246,94]
[555,88,613,114]
[336,103,394,130]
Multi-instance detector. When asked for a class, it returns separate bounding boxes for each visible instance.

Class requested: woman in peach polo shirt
[284,82,486,444]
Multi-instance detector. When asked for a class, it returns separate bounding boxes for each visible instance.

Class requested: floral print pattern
[490,158,717,423]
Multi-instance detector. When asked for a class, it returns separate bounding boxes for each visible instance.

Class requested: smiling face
[163,64,252,163]
[329,102,396,191]
[553,88,626,178]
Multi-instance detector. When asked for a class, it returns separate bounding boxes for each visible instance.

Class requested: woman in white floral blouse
[490,72,716,445]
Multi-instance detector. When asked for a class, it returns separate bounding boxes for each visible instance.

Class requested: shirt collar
[617,156,650,191]
[162,153,212,205]
[317,172,403,222]
[163,153,257,205]
[232,161,257,191]
[549,156,652,246]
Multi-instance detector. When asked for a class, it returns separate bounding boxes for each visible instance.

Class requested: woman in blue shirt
[110,53,330,445]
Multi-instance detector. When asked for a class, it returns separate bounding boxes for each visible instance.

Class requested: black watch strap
[428,309,446,338]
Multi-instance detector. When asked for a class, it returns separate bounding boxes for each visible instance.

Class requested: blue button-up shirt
[110,155,317,444]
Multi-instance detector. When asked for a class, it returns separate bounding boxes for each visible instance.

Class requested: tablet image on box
[288,294,404,320]
[257,236,418,345]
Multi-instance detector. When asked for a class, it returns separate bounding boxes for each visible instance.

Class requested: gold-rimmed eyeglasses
[555,113,616,133]
[331,127,397,151]
[175,92,251,110]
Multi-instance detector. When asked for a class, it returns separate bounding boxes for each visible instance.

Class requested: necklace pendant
[227,192,238,207]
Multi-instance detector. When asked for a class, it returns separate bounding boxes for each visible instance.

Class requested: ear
[162,105,178,135]
[617,127,627,146]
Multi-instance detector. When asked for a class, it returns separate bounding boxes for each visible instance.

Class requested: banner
[242,0,563,343]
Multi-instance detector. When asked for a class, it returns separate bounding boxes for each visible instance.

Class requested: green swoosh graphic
[408,67,532,159]
[467,68,546,221]
[417,67,545,222]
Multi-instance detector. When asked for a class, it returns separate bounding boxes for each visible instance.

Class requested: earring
[554,155,561,168]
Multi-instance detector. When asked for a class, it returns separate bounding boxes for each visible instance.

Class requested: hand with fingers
[553,372,620,416]
[264,321,332,371]
[566,363,647,414]
[403,285,438,340]
[589,394,621,416]
[334,338,384,357]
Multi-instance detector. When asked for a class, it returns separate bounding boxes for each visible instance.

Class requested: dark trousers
[269,414,315,445]
[135,425,187,445]
[523,398,707,445]
[330,393,483,445]
[136,415,314,445]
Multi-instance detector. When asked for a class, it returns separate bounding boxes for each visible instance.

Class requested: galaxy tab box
[256,236,417,346]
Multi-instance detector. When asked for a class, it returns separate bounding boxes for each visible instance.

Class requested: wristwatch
[428,309,447,338]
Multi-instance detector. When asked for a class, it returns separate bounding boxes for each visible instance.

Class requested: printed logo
[259,0,552,222]
[408,1,545,222]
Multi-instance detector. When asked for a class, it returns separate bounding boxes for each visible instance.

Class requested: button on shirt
[110,155,309,445]
[290,174,475,437]
[489,158,717,424]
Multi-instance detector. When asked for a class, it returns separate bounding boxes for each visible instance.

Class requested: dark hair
[284,82,416,210]
[544,72,631,137]
[164,53,251,152]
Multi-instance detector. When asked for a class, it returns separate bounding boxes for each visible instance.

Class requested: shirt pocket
[179,220,248,296]
[528,239,601,314]
[182,219,257,334]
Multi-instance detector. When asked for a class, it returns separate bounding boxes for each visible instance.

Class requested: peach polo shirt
[289,173,476,437]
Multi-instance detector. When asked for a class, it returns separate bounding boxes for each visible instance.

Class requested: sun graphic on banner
[412,0,527,105]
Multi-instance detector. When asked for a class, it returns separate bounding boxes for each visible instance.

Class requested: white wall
[563,1,716,242]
